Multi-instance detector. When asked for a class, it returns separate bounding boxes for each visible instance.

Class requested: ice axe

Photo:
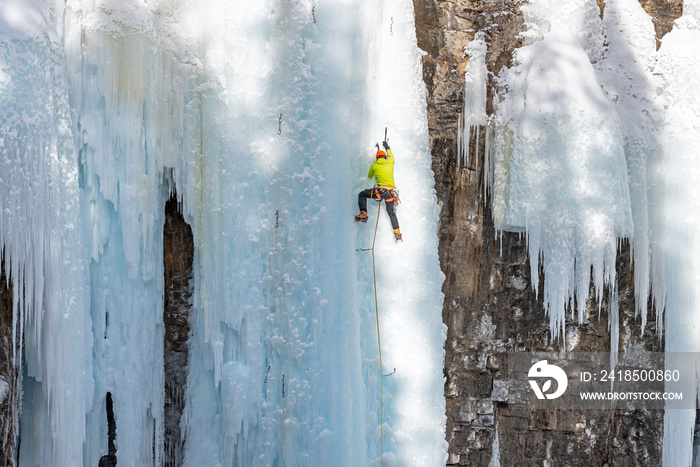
[374,128,389,152]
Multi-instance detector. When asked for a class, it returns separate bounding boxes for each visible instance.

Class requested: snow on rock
[491,23,633,339]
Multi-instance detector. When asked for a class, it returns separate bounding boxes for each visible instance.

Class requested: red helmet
[376,150,387,159]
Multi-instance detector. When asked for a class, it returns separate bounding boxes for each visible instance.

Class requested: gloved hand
[382,141,390,150]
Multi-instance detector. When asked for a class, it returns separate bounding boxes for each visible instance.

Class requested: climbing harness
[355,201,395,466]
[375,185,399,206]
[278,114,283,135]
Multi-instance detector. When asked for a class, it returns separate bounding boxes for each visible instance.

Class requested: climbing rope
[356,128,395,465]
[355,201,395,466]
[371,201,386,466]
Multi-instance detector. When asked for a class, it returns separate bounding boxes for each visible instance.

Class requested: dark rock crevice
[98,392,117,467]
[163,194,193,467]
[636,0,683,49]
[0,261,17,467]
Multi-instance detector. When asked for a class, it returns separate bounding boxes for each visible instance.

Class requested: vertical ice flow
[656,8,700,467]
[0,1,92,466]
[361,1,447,464]
[595,0,665,333]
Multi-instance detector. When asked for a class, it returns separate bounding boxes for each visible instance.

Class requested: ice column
[361,0,448,464]
[0,1,92,466]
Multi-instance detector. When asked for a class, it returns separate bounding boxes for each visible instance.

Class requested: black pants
[358,188,399,230]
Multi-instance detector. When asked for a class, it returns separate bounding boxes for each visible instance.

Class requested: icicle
[460,33,488,171]
[475,125,480,173]
[488,422,500,467]
[483,123,494,200]
[608,284,619,391]
[456,114,462,176]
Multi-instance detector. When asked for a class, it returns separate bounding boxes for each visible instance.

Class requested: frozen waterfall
[1,0,446,466]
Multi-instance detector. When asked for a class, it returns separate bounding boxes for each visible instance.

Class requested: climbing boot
[355,211,368,223]
[394,229,402,242]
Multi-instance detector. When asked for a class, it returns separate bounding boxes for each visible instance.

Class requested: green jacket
[368,149,395,187]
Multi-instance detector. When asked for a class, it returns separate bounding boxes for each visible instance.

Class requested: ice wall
[178,1,368,464]
[57,0,193,463]
[2,0,446,465]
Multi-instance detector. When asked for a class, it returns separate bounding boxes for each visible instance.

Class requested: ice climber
[355,140,402,242]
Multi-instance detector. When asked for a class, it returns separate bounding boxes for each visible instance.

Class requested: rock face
[637,0,683,48]
[163,195,194,467]
[0,263,17,467]
[412,0,679,465]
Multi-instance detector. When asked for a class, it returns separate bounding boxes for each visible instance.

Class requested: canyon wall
[412,0,681,464]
